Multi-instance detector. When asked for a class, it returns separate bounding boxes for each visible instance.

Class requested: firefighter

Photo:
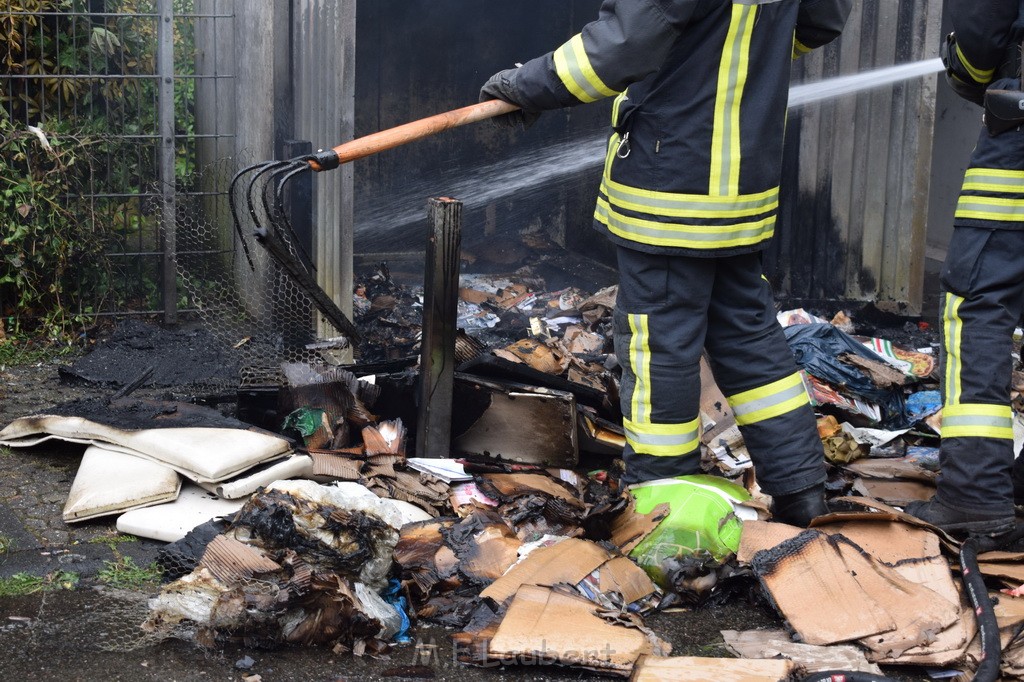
[480,0,851,527]
[906,0,1024,536]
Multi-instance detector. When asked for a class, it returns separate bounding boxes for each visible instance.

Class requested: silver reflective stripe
[731,381,806,419]
[625,426,699,447]
[956,198,1024,218]
[942,414,1013,429]
[944,294,961,405]
[556,40,606,103]
[716,7,755,196]
[963,173,1024,189]
[629,314,650,423]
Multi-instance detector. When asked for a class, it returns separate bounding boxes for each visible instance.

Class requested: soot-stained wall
[352,1,943,312]
[353,1,613,267]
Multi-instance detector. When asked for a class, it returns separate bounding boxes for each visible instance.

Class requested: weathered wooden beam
[416,197,462,458]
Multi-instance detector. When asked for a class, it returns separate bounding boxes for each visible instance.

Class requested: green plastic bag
[282,407,327,443]
[627,475,750,585]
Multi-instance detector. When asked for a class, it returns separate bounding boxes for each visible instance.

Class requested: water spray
[356,57,947,240]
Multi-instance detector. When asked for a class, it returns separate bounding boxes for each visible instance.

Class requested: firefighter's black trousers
[935,227,1023,516]
[613,246,826,496]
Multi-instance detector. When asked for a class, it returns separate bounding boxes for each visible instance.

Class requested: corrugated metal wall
[766,0,943,314]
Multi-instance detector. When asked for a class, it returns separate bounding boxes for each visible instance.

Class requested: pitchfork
[228,99,519,342]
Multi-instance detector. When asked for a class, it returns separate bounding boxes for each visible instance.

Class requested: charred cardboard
[814,497,961,551]
[871,588,974,666]
[578,408,626,456]
[481,537,616,605]
[63,445,181,522]
[751,529,959,655]
[457,353,607,414]
[818,520,967,663]
[610,499,670,554]
[720,629,883,676]
[394,508,523,605]
[463,584,667,676]
[740,513,970,665]
[844,457,937,483]
[198,535,282,584]
[452,374,578,468]
[632,654,793,681]
[0,415,291,483]
[850,478,935,506]
[698,355,734,445]
[596,555,658,606]
[477,472,583,507]
[736,520,802,564]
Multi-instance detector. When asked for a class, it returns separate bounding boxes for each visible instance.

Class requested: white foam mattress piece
[116,483,245,543]
[0,415,291,483]
[197,454,314,499]
[63,445,182,523]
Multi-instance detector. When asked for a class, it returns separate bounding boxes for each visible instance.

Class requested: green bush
[1,0,196,339]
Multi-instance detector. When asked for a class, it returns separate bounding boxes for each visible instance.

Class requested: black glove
[940,32,987,106]
[479,68,541,130]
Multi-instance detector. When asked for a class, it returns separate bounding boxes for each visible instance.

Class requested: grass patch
[87,532,139,551]
[0,534,13,554]
[0,570,79,597]
[97,556,163,590]
[0,339,78,367]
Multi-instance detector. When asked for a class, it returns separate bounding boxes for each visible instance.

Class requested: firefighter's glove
[940,32,987,106]
[479,68,541,130]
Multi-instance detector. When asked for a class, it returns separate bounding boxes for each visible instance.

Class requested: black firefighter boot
[770,484,828,527]
[904,497,1015,537]
[1013,454,1024,508]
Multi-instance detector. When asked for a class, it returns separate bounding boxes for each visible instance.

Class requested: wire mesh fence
[1,0,236,329]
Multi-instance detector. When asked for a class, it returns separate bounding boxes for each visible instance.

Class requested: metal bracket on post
[157,0,177,325]
[416,197,462,459]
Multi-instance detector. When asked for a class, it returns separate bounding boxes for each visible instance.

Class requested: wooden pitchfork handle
[306,99,520,172]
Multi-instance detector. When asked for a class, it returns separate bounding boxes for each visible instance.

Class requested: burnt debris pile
[13,261,1024,679]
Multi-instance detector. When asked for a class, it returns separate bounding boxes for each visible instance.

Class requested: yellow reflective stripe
[600,173,779,219]
[628,314,652,424]
[941,404,1014,439]
[955,194,1024,221]
[962,168,1024,193]
[623,417,701,456]
[596,197,775,249]
[793,37,812,59]
[943,293,964,406]
[728,372,809,426]
[553,34,618,103]
[956,44,994,84]
[710,5,755,196]
[965,168,1024,179]
[611,91,627,127]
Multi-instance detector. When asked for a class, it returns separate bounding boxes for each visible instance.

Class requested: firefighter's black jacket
[947,0,1024,230]
[505,0,852,255]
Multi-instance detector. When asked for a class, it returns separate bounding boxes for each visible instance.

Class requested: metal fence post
[157,0,177,325]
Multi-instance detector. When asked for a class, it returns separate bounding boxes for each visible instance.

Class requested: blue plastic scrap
[384,579,412,644]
